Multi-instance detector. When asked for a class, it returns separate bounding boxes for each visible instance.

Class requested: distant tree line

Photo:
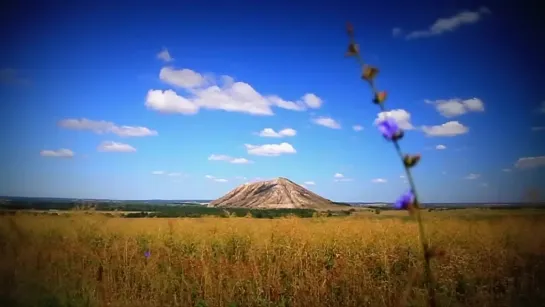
[0,200,341,219]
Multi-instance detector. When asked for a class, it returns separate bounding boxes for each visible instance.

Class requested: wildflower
[144,250,151,258]
[403,154,421,168]
[377,118,404,141]
[373,91,387,104]
[361,65,379,82]
[394,190,416,210]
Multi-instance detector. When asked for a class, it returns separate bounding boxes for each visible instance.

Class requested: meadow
[1,209,545,307]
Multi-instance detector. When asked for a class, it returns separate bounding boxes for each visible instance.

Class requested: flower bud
[403,154,421,168]
[362,65,379,82]
[373,91,387,104]
[345,43,359,57]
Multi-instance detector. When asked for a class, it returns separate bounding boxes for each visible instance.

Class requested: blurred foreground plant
[344,22,440,307]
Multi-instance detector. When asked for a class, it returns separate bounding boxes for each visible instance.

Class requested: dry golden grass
[1,210,545,307]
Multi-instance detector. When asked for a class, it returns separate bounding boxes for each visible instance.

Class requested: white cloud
[436,144,447,150]
[392,27,402,37]
[421,121,469,137]
[374,109,414,130]
[230,158,253,164]
[40,148,74,158]
[205,175,228,182]
[404,7,491,40]
[302,93,323,109]
[515,156,545,169]
[333,173,353,182]
[159,67,207,89]
[244,142,296,156]
[371,178,387,183]
[152,171,165,175]
[97,141,136,153]
[157,48,173,62]
[304,181,316,185]
[258,128,297,138]
[146,67,324,116]
[312,116,341,129]
[502,168,512,172]
[145,89,200,115]
[208,154,253,164]
[426,98,485,118]
[352,125,364,131]
[58,118,157,137]
[465,173,480,180]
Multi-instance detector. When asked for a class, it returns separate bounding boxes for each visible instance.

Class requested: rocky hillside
[208,177,340,209]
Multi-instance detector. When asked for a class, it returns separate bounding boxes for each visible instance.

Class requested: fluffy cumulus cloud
[465,173,480,180]
[145,89,200,115]
[312,116,341,129]
[436,144,447,150]
[421,121,469,137]
[97,141,136,153]
[157,48,173,62]
[244,143,296,156]
[352,125,364,132]
[371,178,387,183]
[258,128,297,138]
[145,67,324,116]
[40,148,74,158]
[401,7,491,40]
[426,98,485,118]
[205,175,228,183]
[208,154,253,164]
[515,156,545,169]
[374,109,414,130]
[58,118,157,137]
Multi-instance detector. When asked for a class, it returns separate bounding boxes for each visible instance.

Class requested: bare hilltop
[208,177,345,209]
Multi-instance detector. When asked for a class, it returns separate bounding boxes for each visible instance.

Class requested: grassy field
[1,210,545,307]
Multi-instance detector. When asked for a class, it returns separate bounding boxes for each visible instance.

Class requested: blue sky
[1,0,544,202]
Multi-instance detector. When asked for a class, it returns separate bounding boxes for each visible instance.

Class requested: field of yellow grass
[1,210,545,307]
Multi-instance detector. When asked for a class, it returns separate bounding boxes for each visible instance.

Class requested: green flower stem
[346,27,437,307]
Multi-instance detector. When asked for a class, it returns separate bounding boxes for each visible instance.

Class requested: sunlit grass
[1,211,544,307]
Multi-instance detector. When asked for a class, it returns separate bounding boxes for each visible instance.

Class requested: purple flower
[394,190,415,210]
[144,250,151,258]
[378,118,403,141]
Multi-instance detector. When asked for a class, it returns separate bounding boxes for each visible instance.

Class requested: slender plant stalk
[345,23,437,307]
